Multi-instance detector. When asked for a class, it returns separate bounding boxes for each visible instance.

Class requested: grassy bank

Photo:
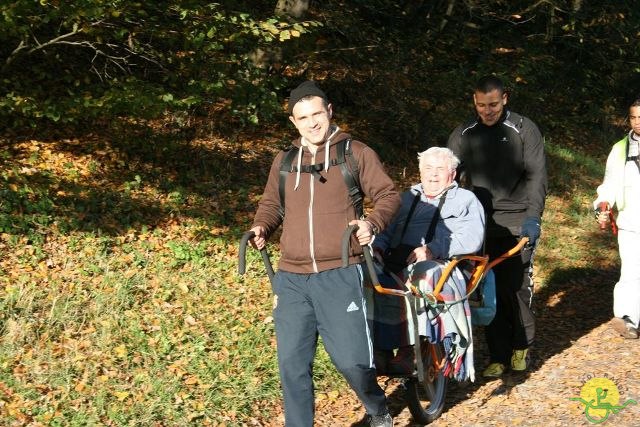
[0,127,350,424]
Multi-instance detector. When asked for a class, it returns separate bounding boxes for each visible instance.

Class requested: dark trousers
[273,265,388,427]
[373,272,409,350]
[484,235,536,365]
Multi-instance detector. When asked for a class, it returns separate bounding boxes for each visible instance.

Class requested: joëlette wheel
[405,338,448,424]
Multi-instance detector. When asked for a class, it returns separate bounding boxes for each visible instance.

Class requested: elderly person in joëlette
[371,146,485,380]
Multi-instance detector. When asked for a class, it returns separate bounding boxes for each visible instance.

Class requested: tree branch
[7,40,27,62]
[27,27,83,55]
[4,20,165,79]
[5,20,106,66]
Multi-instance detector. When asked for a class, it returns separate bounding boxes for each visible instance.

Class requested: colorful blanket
[405,260,475,382]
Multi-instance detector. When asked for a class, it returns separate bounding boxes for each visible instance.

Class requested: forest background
[0,0,638,425]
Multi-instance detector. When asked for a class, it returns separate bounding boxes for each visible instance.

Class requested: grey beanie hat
[287,81,327,114]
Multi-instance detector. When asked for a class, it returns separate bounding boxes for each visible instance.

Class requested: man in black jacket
[447,75,547,378]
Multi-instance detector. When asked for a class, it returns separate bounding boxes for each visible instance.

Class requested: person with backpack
[249,80,400,427]
[447,75,547,378]
[593,97,640,339]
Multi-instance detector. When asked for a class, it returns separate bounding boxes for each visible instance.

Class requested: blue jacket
[373,182,485,259]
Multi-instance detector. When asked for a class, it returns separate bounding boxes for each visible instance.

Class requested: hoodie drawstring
[324,139,330,172]
[294,145,304,191]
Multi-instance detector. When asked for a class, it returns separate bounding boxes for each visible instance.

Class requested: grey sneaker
[368,412,393,427]
[611,317,639,339]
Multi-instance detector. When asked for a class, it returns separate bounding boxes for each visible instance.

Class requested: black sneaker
[367,412,393,427]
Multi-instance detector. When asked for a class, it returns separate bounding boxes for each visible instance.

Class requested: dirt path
[265,268,640,426]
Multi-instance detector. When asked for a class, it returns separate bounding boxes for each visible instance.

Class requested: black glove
[520,216,541,246]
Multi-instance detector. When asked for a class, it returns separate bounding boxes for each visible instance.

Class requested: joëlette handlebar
[486,236,529,271]
[448,236,530,300]
[341,224,411,297]
[341,224,530,301]
[430,236,530,301]
[238,231,275,283]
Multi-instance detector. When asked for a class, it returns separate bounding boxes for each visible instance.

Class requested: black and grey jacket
[447,110,547,237]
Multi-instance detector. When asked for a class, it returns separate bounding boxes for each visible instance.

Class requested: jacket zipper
[309,150,318,272]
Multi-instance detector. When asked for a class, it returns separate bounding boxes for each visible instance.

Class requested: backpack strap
[278,147,298,218]
[625,134,640,173]
[389,192,420,248]
[424,189,448,243]
[336,138,364,219]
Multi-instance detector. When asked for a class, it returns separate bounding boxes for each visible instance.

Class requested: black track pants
[272,264,388,427]
[484,235,536,365]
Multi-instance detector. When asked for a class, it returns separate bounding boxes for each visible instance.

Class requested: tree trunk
[275,0,309,18]
[545,2,556,42]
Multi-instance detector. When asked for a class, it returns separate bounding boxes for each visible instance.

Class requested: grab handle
[239,231,275,283]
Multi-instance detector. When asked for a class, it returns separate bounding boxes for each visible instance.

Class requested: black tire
[405,338,448,424]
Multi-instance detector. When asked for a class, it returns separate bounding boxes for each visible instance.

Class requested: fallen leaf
[114,344,127,358]
[113,391,129,401]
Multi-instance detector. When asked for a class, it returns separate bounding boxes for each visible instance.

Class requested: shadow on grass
[531,266,618,367]
[1,120,288,237]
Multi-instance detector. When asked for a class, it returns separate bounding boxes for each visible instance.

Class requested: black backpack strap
[624,135,640,173]
[298,163,328,183]
[278,147,298,218]
[336,138,364,219]
[389,192,420,248]
[424,189,448,243]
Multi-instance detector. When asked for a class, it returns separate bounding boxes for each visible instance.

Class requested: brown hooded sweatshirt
[252,130,400,274]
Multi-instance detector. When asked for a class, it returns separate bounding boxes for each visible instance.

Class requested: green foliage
[3,0,638,140]
[291,0,639,149]
[166,240,208,267]
[0,1,321,129]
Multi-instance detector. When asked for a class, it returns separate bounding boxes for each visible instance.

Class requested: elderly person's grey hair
[417,147,460,171]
